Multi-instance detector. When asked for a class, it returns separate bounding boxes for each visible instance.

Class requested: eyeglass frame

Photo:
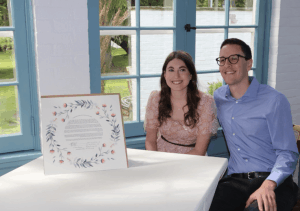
[215,54,250,66]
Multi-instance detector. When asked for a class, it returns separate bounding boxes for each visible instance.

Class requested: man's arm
[245,94,299,211]
[265,94,299,187]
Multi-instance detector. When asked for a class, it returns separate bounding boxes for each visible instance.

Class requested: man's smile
[224,71,235,75]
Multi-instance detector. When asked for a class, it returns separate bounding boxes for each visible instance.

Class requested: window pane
[249,70,254,76]
[0,85,20,135]
[140,77,160,121]
[229,0,256,25]
[197,72,223,94]
[140,0,173,27]
[99,0,134,27]
[140,30,173,75]
[196,0,225,26]
[228,28,255,65]
[0,32,15,82]
[0,0,12,27]
[101,79,136,122]
[195,29,224,71]
[100,30,136,77]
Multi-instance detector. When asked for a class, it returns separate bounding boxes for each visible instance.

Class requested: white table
[0,149,228,211]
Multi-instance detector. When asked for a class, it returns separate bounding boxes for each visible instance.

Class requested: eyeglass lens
[218,55,240,65]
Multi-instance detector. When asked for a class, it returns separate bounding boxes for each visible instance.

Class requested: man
[210,38,299,211]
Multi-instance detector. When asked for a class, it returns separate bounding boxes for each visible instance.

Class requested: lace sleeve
[144,90,160,130]
[197,93,220,135]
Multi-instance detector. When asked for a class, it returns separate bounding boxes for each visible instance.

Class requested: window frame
[185,0,272,85]
[0,0,40,154]
[88,0,272,140]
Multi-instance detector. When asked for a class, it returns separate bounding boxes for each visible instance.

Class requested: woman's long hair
[158,50,200,128]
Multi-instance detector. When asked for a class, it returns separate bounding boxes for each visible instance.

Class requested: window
[88,0,271,140]
[0,0,39,153]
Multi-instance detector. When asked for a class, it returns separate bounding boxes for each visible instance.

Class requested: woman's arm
[145,128,158,151]
[186,132,211,156]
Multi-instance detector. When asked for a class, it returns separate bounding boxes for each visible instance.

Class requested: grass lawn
[111,47,128,73]
[102,79,132,121]
[0,50,15,80]
[104,47,133,121]
[0,51,19,135]
[0,86,20,135]
[0,46,132,135]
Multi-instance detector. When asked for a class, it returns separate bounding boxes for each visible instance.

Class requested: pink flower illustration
[59,160,64,164]
[52,111,57,116]
[102,104,107,108]
[63,103,67,108]
[103,143,106,147]
[111,113,116,117]
[67,152,71,155]
[101,159,105,163]
[96,111,99,115]
[61,118,65,122]
[111,150,115,154]
[50,149,55,153]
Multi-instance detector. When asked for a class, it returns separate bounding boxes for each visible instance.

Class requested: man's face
[219,44,252,87]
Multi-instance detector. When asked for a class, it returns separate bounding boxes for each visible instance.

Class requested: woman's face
[164,58,192,92]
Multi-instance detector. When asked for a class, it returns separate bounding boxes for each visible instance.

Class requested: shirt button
[236,101,238,103]
[232,117,234,119]
[238,148,240,151]
[233,133,235,136]
[245,159,248,162]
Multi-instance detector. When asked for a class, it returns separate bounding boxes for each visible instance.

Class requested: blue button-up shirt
[214,76,299,187]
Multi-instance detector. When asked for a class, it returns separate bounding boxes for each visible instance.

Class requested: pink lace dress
[145,90,219,154]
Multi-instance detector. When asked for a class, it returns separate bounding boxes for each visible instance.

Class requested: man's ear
[247,58,253,71]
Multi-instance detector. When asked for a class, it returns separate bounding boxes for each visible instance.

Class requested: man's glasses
[216,54,248,66]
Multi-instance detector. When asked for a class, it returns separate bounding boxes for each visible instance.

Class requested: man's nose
[224,58,231,66]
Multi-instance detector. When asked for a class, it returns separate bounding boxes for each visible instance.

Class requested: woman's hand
[186,132,211,156]
[145,128,158,151]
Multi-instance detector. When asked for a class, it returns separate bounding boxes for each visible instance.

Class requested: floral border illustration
[46,100,121,168]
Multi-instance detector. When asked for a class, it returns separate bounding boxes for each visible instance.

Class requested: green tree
[0,0,9,26]
[207,81,222,96]
[197,0,209,7]
[140,0,164,6]
[197,0,224,8]
[233,0,245,7]
[0,37,13,52]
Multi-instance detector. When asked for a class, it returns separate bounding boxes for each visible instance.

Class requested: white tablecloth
[0,149,228,211]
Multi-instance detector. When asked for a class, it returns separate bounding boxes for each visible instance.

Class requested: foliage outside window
[197,0,253,10]
[0,0,10,26]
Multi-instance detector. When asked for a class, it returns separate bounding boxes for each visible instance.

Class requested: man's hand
[245,180,277,211]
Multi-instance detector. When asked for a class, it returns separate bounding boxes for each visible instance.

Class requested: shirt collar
[225,76,259,99]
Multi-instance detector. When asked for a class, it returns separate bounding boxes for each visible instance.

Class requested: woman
[144,51,219,155]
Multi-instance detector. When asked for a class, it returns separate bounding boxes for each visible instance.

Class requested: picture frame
[41,93,128,175]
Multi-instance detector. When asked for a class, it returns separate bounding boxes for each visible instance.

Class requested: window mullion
[224,0,230,39]
[136,0,140,122]
[88,0,101,94]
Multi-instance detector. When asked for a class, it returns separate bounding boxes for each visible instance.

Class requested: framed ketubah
[41,94,128,175]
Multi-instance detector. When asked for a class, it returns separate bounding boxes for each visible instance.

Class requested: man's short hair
[220,38,252,60]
